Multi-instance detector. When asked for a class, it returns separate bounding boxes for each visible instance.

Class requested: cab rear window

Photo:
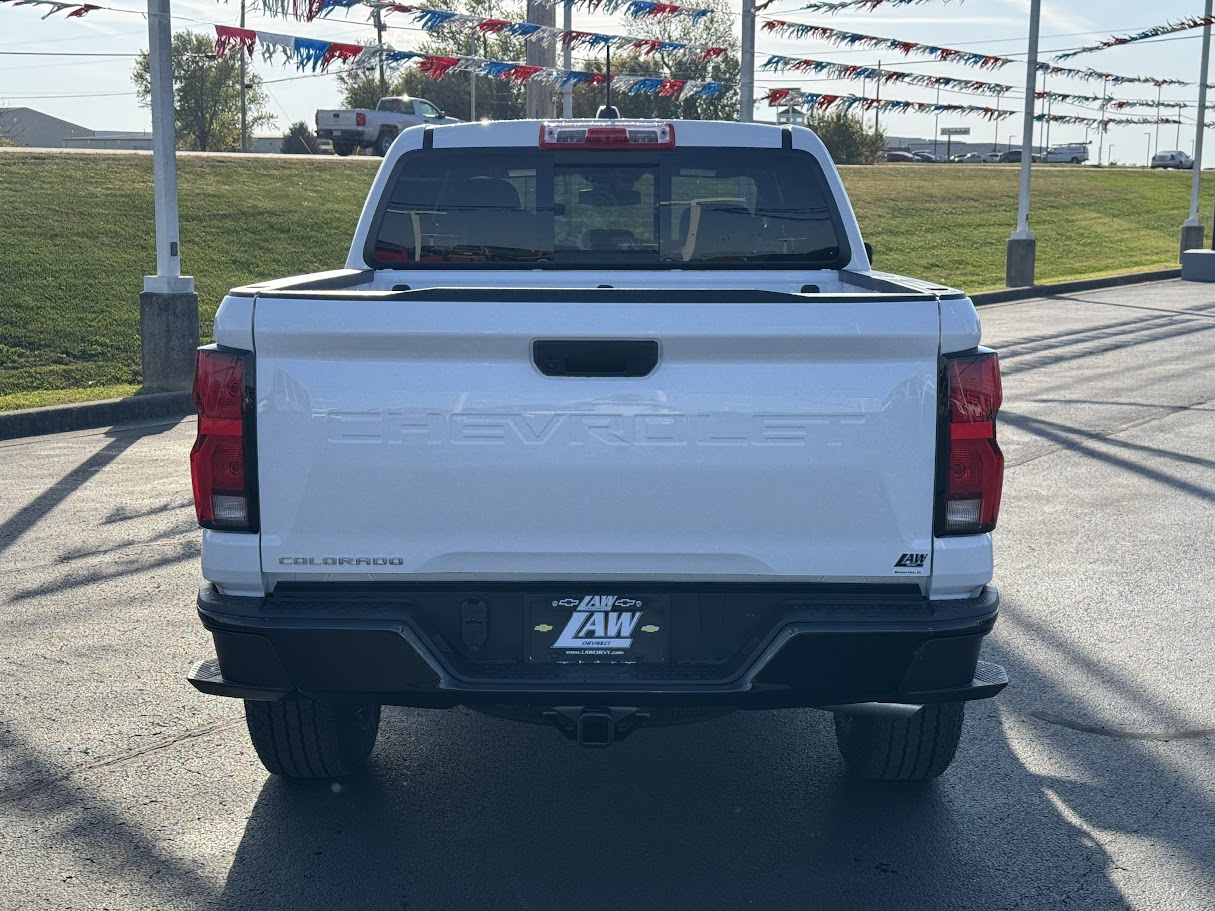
[367,147,849,269]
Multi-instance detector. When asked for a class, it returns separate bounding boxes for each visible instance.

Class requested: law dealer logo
[547,595,655,655]
[893,552,928,574]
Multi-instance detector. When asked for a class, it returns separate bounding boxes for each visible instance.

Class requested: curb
[970,268,1182,306]
[0,391,193,441]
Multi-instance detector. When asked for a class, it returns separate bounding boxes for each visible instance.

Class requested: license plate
[527,594,667,663]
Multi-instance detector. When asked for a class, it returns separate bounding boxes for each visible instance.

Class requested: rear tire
[374,130,397,157]
[1070,157,1081,164]
[244,697,380,778]
[833,702,965,781]
[332,140,355,157]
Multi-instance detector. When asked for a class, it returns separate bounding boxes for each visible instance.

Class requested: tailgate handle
[533,340,659,377]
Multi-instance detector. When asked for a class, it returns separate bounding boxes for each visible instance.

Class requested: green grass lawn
[1,152,1211,407]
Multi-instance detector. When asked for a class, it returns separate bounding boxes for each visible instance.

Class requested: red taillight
[937,351,1003,536]
[356,112,366,127]
[190,347,256,532]
[539,120,675,149]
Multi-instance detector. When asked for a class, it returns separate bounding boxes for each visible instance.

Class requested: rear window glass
[369,146,848,269]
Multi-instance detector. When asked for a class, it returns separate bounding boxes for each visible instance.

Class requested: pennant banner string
[763,88,1185,131]
[211,25,727,98]
[781,0,965,12]
[759,55,1194,109]
[1053,15,1215,60]
[0,0,103,18]
[211,0,711,24]
[760,18,1191,85]
[382,4,725,61]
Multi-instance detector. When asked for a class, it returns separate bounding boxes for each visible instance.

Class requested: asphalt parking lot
[2,279,1214,910]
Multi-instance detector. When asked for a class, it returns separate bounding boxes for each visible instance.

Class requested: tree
[337,0,739,122]
[572,0,739,121]
[133,31,274,151]
[338,1,530,120]
[281,121,319,154]
[804,111,886,165]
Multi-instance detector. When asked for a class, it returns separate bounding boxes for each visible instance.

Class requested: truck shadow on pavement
[212,643,1192,911]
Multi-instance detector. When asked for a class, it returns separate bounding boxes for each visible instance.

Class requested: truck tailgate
[253,293,941,583]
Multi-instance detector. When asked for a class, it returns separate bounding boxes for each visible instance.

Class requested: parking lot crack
[0,719,242,805]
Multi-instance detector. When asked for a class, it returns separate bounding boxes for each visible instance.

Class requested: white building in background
[2,107,301,153]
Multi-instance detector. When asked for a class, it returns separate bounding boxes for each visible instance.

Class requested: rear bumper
[188,583,1006,709]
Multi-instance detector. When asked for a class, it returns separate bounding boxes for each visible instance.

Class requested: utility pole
[469,32,477,120]
[141,0,198,392]
[1155,83,1162,156]
[1098,76,1108,165]
[239,0,247,153]
[740,0,755,122]
[1186,0,1212,253]
[1037,70,1046,154]
[562,1,572,118]
[374,6,387,99]
[525,0,557,118]
[933,86,940,158]
[875,60,881,134]
[1007,0,1041,288]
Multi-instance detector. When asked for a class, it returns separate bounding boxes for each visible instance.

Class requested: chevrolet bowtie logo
[641,625,660,633]
[534,623,554,632]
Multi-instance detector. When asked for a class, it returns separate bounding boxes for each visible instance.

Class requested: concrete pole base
[139,290,199,392]
[1006,236,1036,288]
[1180,223,1205,261]
[1181,248,1215,281]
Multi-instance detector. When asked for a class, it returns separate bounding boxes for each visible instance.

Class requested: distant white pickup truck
[187,117,1008,783]
[315,96,460,156]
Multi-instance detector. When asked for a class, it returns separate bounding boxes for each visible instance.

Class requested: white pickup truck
[187,118,1008,782]
[315,96,460,156]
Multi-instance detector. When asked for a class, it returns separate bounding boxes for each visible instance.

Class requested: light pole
[740,0,755,122]
[1145,131,1152,167]
[239,0,247,153]
[1007,0,1041,288]
[1183,0,1212,255]
[140,0,198,392]
[1007,132,1014,150]
[1109,144,1115,165]
[562,1,572,118]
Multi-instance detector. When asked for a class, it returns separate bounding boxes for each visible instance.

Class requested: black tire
[833,702,965,781]
[374,130,397,157]
[244,697,380,778]
[1070,157,1081,164]
[331,140,355,157]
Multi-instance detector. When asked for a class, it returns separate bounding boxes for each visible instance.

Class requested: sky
[0,0,1212,163]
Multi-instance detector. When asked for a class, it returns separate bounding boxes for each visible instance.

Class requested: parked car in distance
[1151,150,1194,169]
[911,150,940,162]
[999,149,1043,163]
[1043,144,1090,164]
[885,150,917,162]
[316,96,461,157]
[982,151,1003,163]
[951,152,983,163]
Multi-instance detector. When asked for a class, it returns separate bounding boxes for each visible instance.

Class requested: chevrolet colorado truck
[315,96,460,156]
[187,118,1008,782]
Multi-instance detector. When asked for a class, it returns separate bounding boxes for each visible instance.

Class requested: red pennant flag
[322,42,365,69]
[419,55,462,79]
[214,25,256,57]
[507,65,544,82]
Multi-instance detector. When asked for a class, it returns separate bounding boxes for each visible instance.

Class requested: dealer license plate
[527,594,667,663]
